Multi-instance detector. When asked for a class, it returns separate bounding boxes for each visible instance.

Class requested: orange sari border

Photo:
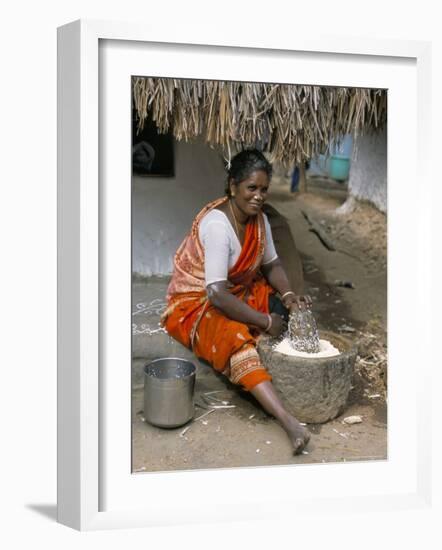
[228,344,272,389]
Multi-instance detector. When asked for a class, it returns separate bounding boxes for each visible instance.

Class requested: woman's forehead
[236,170,270,185]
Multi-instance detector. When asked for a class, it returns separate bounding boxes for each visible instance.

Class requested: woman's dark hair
[225,149,272,196]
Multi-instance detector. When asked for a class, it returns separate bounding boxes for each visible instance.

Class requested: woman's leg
[250,380,310,455]
[189,303,310,454]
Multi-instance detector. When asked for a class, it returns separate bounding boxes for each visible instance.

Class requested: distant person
[161,149,312,455]
[290,161,310,192]
[290,166,300,192]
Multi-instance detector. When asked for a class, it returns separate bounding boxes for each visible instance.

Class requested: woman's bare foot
[280,414,311,455]
[249,381,311,455]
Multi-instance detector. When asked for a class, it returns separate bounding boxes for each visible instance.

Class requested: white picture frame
[57,19,434,531]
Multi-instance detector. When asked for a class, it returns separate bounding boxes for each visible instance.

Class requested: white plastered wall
[132,138,226,276]
[349,127,387,212]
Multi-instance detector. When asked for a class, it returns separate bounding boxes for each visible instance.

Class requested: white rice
[274,338,340,358]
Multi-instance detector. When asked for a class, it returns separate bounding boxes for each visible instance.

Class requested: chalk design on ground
[132,299,167,316]
[132,299,167,335]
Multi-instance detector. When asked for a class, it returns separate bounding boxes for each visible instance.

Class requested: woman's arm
[201,214,285,335]
[207,281,285,337]
[261,258,312,310]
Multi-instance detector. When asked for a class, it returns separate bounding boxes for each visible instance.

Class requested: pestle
[288,307,321,353]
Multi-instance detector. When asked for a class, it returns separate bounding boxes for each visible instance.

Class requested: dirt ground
[132,174,388,473]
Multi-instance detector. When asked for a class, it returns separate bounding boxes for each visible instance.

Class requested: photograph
[132,99,175,177]
[130,77,388,472]
[2,0,437,542]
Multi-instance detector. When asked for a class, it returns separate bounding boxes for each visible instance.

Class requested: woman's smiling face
[230,170,270,217]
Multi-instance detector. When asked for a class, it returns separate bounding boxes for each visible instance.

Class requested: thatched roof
[133,77,387,166]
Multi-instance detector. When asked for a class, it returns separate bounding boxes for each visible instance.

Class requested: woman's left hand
[284,294,312,311]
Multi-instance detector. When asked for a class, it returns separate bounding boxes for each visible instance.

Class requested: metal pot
[143,357,196,428]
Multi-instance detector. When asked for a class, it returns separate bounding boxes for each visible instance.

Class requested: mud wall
[348,128,387,213]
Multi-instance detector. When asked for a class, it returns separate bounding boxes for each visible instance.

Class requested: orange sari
[161,197,273,390]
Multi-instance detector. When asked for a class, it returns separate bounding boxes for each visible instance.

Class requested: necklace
[228,199,242,237]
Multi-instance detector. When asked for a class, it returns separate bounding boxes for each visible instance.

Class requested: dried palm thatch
[132,77,387,166]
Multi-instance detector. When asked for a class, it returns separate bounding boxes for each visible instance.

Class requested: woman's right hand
[266,313,287,338]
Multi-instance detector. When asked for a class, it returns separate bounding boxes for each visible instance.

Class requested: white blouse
[198,209,278,286]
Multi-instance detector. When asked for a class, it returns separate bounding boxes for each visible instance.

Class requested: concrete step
[133,328,195,362]
[132,276,191,359]
[132,277,210,385]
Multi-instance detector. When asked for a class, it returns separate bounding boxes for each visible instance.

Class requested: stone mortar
[257,331,357,423]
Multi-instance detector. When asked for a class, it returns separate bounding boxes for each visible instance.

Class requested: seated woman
[161,149,311,454]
